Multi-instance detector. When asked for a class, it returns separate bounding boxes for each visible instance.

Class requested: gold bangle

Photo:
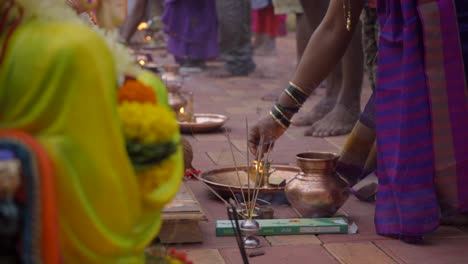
[269,111,288,129]
[289,81,307,95]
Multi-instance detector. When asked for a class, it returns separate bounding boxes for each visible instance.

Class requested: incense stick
[190,172,230,206]
[226,133,247,211]
[250,143,272,219]
[245,117,251,221]
[248,136,265,220]
[190,172,246,219]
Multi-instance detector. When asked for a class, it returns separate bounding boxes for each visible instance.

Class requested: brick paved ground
[161,34,468,264]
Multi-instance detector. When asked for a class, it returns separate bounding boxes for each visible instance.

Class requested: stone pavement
[164,34,468,264]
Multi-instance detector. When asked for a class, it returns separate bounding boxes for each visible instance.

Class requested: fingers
[248,127,276,157]
[248,125,260,156]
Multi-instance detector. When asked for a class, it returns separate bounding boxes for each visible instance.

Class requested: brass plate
[200,165,300,196]
[178,113,228,133]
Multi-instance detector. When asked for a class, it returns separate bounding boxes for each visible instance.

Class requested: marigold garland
[118,79,157,105]
[138,158,176,195]
[118,101,178,144]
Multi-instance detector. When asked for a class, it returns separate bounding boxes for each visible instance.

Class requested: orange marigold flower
[118,79,157,104]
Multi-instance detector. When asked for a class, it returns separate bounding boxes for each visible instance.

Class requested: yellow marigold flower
[118,102,178,144]
[165,257,183,264]
[138,158,176,194]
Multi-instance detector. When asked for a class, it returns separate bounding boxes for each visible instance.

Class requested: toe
[303,125,317,136]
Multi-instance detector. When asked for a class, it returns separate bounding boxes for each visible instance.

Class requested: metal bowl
[178,113,228,133]
[200,165,300,197]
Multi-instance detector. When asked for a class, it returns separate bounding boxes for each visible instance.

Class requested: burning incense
[226,133,247,211]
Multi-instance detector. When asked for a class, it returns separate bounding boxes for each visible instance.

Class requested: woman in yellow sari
[0,0,183,262]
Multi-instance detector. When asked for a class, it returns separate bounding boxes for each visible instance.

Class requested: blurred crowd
[120,0,304,77]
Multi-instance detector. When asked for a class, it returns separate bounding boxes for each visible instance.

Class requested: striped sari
[374,0,468,242]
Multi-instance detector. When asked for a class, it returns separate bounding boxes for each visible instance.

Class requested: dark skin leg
[293,0,342,127]
[120,0,148,43]
[294,0,363,137]
[248,0,365,155]
[261,4,335,102]
[305,22,363,137]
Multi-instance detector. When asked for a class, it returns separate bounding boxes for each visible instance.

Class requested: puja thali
[200,165,300,197]
[178,113,228,133]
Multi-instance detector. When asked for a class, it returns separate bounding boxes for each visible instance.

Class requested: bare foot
[304,103,359,137]
[292,97,336,126]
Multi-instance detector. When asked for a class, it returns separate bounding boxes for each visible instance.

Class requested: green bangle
[286,84,307,105]
[269,111,288,129]
[275,102,300,114]
[270,107,291,128]
[289,81,307,95]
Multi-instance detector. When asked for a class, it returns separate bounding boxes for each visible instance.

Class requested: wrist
[269,106,291,129]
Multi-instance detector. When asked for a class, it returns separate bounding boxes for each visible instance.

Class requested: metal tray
[178,113,228,133]
[200,165,300,197]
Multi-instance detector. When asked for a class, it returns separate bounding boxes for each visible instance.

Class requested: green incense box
[216,217,348,237]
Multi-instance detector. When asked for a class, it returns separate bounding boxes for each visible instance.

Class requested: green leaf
[126,140,178,170]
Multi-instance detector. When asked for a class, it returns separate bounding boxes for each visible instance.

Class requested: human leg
[120,0,148,42]
[163,0,218,66]
[304,23,363,137]
[373,0,468,242]
[292,0,343,128]
[255,5,279,56]
[215,0,255,76]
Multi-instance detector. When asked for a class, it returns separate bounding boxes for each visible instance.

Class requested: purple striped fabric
[375,0,468,240]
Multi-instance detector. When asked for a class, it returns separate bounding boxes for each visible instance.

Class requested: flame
[137,22,148,30]
[145,35,152,41]
[138,60,145,66]
[179,107,185,114]
[253,160,263,174]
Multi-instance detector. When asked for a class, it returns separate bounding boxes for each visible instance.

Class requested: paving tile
[194,134,229,142]
[225,90,247,97]
[324,242,397,264]
[341,196,376,217]
[220,245,339,264]
[225,106,257,115]
[458,226,468,234]
[259,82,280,90]
[318,198,389,243]
[239,100,273,109]
[175,221,257,250]
[425,225,468,239]
[182,249,225,264]
[208,95,235,102]
[283,127,307,140]
[375,237,468,264]
[206,150,247,166]
[192,151,217,168]
[266,234,322,246]
[324,135,349,151]
[228,139,249,154]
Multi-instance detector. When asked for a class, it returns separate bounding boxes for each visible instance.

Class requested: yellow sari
[0,16,182,264]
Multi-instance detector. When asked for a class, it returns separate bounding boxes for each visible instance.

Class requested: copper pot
[285,152,349,218]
